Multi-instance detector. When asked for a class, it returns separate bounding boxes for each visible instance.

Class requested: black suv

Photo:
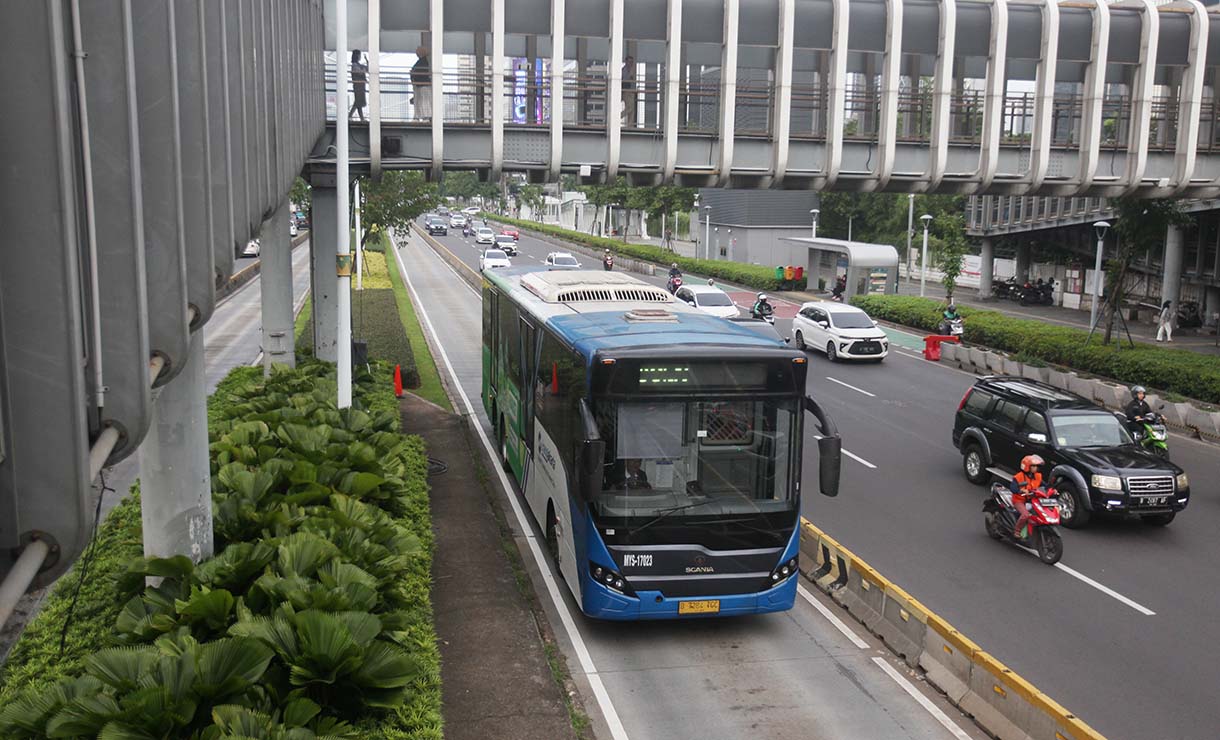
[426,217,448,236]
[953,376,1190,527]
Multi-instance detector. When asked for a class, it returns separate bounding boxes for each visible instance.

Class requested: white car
[493,234,518,256]
[449,214,467,227]
[289,218,299,237]
[463,206,480,215]
[242,238,260,257]
[674,284,740,319]
[792,301,889,361]
[479,248,512,271]
[544,252,581,270]
[475,227,496,245]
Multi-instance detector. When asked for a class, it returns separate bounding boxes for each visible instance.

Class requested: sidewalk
[398,394,577,740]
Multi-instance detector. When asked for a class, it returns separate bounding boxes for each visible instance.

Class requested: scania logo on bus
[685,555,714,574]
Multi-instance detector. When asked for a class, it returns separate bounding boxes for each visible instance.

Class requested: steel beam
[1075,0,1110,193]
[430,0,444,180]
[975,0,1009,191]
[1169,1,1208,195]
[369,0,382,179]
[663,0,682,180]
[606,0,624,180]
[550,0,565,181]
[869,0,903,191]
[205,0,235,283]
[769,0,795,188]
[925,0,957,191]
[1022,0,1060,193]
[1122,0,1159,195]
[491,0,505,180]
[814,0,849,189]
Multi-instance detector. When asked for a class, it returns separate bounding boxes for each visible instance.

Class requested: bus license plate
[678,600,720,615]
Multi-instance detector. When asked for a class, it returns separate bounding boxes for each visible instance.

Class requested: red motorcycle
[983,482,1064,564]
[667,274,683,294]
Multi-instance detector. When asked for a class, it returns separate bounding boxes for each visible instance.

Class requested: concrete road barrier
[800,518,1106,740]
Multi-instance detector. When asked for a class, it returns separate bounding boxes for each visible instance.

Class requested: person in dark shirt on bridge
[412,45,432,121]
[348,50,367,121]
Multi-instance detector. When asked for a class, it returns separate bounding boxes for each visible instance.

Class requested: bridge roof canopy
[780,238,900,269]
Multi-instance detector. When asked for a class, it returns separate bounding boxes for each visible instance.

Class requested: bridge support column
[310,184,339,361]
[260,200,296,372]
[978,237,995,300]
[1161,224,1184,311]
[1015,243,1031,284]
[139,328,213,564]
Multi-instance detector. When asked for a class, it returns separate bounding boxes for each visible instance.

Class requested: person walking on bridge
[348,50,368,121]
[1156,300,1174,342]
[412,45,432,122]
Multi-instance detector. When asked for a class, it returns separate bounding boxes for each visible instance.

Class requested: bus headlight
[767,557,799,588]
[590,562,635,596]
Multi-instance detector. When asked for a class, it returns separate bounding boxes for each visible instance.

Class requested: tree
[515,183,544,219]
[289,177,311,212]
[934,213,969,303]
[359,171,439,245]
[439,170,499,202]
[1103,197,1191,344]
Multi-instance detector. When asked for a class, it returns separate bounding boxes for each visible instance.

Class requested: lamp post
[704,205,712,260]
[1091,220,1110,331]
[919,214,933,297]
[810,208,819,239]
[906,194,915,282]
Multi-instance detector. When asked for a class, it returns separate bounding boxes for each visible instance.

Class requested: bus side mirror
[804,395,842,498]
[578,400,604,501]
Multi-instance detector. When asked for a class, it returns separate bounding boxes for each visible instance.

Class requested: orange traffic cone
[393,364,404,398]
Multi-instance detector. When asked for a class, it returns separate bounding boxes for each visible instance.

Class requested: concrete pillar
[1015,243,1031,283]
[140,329,213,563]
[260,200,296,372]
[310,185,339,361]
[978,237,995,300]
[1161,224,1184,311]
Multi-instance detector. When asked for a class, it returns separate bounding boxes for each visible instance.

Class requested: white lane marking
[871,657,975,740]
[392,235,631,740]
[843,449,878,469]
[826,376,876,398]
[798,585,869,649]
[1054,562,1157,616]
[810,434,878,470]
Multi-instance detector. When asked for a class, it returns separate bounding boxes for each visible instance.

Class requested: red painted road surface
[724,291,802,318]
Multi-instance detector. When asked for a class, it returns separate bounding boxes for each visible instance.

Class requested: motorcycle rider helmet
[947,303,956,312]
[671,263,678,269]
[1131,385,1146,398]
[1020,454,1044,473]
[707,278,715,286]
[757,293,768,301]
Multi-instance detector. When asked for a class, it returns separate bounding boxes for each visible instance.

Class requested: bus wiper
[630,499,718,539]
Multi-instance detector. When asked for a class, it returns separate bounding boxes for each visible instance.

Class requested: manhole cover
[427,458,449,477]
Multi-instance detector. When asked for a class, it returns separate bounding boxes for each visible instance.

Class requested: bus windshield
[592,398,798,522]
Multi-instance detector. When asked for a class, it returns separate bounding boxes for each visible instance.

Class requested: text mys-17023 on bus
[481,268,842,619]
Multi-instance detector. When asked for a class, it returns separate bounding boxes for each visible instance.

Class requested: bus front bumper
[582,574,797,620]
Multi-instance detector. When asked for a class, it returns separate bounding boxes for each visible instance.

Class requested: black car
[953,376,1189,527]
[426,218,447,236]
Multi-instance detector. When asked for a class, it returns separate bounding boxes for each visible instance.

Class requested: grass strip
[384,234,453,411]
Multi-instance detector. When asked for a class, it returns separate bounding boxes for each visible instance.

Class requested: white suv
[792,302,889,362]
[475,227,496,245]
[544,252,581,270]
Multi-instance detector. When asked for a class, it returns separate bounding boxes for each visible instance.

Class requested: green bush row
[0,361,442,739]
[484,214,809,291]
[353,288,421,389]
[851,294,1220,404]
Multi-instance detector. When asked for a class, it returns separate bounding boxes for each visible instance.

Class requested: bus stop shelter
[781,237,900,300]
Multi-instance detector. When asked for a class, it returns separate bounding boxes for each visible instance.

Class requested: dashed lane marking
[826,376,877,398]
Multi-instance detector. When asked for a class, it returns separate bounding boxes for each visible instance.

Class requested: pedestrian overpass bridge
[315,0,1220,197]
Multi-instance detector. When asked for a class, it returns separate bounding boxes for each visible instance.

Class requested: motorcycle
[752,302,776,325]
[1132,411,1170,459]
[938,316,964,337]
[984,483,1064,565]
[603,255,614,271]
[667,274,683,294]
[1018,282,1054,306]
[1177,300,1203,329]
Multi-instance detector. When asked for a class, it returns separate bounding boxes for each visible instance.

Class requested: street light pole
[919,214,933,297]
[906,194,914,282]
[704,206,712,260]
[1091,221,1110,331]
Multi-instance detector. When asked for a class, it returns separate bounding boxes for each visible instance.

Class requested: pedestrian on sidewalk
[1157,300,1174,342]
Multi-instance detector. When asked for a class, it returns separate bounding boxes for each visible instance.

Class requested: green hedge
[0,361,442,739]
[485,214,808,291]
[353,288,421,389]
[852,294,1220,404]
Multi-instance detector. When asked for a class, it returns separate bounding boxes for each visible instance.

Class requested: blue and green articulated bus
[481,267,841,620]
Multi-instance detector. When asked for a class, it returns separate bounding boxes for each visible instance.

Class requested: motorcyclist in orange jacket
[1008,454,1045,539]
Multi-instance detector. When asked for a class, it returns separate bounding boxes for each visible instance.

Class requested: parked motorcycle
[1018,282,1054,306]
[983,482,1064,565]
[993,278,1019,301]
[1132,411,1170,459]
[1177,300,1203,329]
